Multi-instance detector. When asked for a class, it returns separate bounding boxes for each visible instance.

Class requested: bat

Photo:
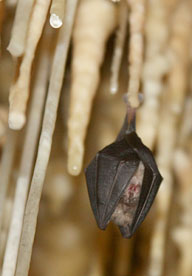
[85,107,163,238]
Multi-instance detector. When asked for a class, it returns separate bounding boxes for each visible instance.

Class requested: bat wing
[85,138,140,230]
[118,165,153,238]
[124,131,163,237]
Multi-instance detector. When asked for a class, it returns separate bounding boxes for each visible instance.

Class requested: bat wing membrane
[85,138,140,230]
[86,130,163,238]
[125,132,163,236]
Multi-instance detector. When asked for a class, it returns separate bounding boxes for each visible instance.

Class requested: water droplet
[49,13,63,29]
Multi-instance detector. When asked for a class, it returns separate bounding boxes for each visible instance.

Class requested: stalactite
[0,0,192,275]
[67,0,118,176]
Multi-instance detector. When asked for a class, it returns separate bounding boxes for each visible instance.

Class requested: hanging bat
[85,107,163,238]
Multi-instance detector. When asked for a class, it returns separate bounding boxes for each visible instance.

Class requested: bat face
[85,121,163,238]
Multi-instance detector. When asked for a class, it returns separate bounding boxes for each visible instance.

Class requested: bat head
[85,131,163,238]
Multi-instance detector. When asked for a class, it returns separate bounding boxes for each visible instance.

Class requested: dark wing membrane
[130,165,153,236]
[125,131,162,177]
[85,138,140,230]
[85,153,100,226]
[103,158,140,228]
[125,132,163,236]
[95,154,121,228]
[85,152,121,229]
[101,137,134,160]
